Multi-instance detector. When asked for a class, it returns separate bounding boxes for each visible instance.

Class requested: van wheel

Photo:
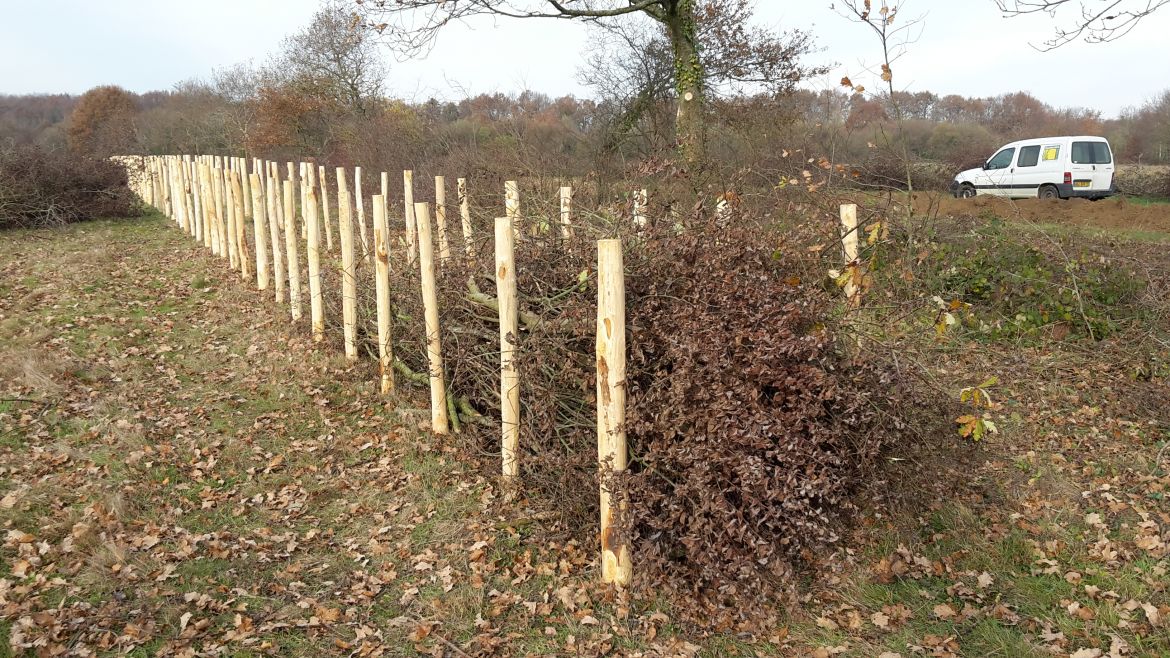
[1038,185,1060,200]
[958,184,976,198]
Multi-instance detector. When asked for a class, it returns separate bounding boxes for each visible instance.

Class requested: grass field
[2,214,1168,657]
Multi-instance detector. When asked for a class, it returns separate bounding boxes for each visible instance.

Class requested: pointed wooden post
[283,180,303,322]
[633,188,647,229]
[316,165,332,252]
[306,165,325,342]
[597,238,630,587]
[560,186,573,238]
[435,175,451,263]
[840,203,860,305]
[249,173,270,291]
[266,169,286,303]
[355,167,371,263]
[373,194,395,395]
[458,177,474,259]
[505,180,520,237]
[404,170,418,268]
[337,167,358,361]
[415,202,448,435]
[231,168,250,281]
[496,216,519,479]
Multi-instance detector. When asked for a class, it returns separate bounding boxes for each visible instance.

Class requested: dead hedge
[0,145,141,229]
[310,186,919,626]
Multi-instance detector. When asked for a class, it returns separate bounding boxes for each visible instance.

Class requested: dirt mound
[913,192,1170,233]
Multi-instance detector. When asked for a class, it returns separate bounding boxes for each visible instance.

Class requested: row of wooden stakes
[128,154,633,587]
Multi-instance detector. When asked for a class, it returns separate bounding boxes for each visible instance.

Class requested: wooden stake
[372,194,395,395]
[404,170,417,268]
[319,165,334,252]
[458,177,474,259]
[633,188,648,229]
[266,169,285,303]
[241,160,253,220]
[415,202,448,435]
[355,167,370,263]
[496,216,520,479]
[306,165,325,342]
[337,168,358,361]
[559,186,573,238]
[840,203,860,305]
[435,175,451,262]
[505,180,519,237]
[597,238,630,587]
[231,168,250,281]
[212,164,227,259]
[283,180,303,322]
[249,173,270,291]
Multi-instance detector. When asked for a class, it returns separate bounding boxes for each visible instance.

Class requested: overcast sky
[2,0,1167,117]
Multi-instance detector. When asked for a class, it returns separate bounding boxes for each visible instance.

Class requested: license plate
[1073,180,1091,188]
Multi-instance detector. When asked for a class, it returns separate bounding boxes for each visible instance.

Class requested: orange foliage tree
[67,85,139,157]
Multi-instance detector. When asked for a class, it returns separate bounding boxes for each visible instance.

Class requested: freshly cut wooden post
[596,238,631,587]
[191,163,204,244]
[372,194,395,395]
[495,216,520,479]
[414,202,448,435]
[231,168,250,281]
[458,177,474,259]
[404,170,417,268]
[212,164,227,259]
[633,188,648,229]
[355,167,370,262]
[337,167,358,361]
[283,180,303,321]
[241,160,252,219]
[224,166,239,268]
[298,162,308,240]
[505,180,519,237]
[306,166,325,342]
[559,186,573,238]
[265,171,285,303]
[200,163,214,251]
[435,175,451,262]
[249,173,270,291]
[319,165,334,252]
[840,203,860,305]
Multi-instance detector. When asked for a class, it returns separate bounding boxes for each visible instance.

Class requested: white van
[950,135,1116,200]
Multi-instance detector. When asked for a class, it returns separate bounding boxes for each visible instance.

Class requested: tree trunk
[664,0,704,167]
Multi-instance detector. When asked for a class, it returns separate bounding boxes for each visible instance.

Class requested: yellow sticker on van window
[1043,147,1059,161]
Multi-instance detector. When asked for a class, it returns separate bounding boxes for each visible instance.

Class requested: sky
[1,0,1167,117]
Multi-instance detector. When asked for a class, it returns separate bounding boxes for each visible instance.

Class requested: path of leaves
[0,218,707,657]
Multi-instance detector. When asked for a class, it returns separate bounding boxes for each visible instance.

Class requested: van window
[1018,145,1041,167]
[987,147,1015,170]
[1042,145,1060,161]
[1072,141,1112,164]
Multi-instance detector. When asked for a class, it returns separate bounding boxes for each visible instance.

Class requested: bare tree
[285,2,387,114]
[995,0,1169,49]
[578,0,825,156]
[356,0,710,165]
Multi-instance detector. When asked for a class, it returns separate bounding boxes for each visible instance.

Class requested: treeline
[3,2,1169,202]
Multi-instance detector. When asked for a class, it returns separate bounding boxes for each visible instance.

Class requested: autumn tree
[67,85,139,157]
[357,0,816,167]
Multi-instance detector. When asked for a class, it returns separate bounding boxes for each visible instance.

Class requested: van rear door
[1070,140,1114,193]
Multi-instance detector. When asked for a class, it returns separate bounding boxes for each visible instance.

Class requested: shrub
[0,145,142,229]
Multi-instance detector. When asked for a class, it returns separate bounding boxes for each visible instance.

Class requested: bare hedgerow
[0,145,141,229]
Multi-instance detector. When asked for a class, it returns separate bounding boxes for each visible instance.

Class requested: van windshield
[1071,141,1112,164]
